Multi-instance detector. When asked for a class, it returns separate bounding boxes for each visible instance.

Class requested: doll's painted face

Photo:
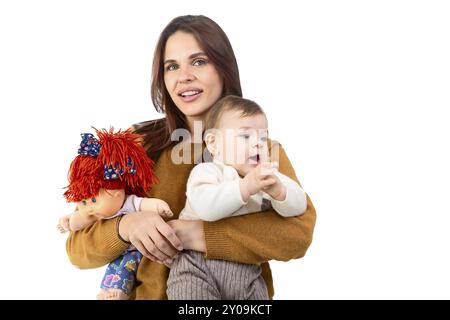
[76,188,126,219]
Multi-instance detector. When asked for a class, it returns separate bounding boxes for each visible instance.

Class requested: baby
[166,95,308,300]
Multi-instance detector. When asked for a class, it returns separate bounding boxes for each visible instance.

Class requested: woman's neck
[186,116,205,143]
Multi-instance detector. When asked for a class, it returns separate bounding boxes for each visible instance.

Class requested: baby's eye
[91,198,97,203]
[82,200,87,205]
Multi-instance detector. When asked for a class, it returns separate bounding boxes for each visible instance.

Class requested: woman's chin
[179,102,205,116]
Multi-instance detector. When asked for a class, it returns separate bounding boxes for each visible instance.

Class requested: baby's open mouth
[248,154,260,164]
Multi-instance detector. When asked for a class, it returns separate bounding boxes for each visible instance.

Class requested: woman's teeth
[181,90,200,97]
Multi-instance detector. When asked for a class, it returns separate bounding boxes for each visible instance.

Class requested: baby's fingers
[259,164,277,176]
[260,178,277,188]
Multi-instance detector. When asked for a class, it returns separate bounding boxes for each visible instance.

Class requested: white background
[0,0,449,299]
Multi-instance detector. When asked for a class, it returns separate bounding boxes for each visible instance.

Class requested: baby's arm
[267,172,307,217]
[187,163,246,221]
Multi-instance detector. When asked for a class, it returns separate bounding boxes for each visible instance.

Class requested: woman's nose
[178,66,196,83]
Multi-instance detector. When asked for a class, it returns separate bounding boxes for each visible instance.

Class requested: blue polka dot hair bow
[78,133,101,157]
[104,157,137,180]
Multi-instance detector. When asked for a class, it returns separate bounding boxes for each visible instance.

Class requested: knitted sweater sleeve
[203,140,316,264]
[65,218,129,268]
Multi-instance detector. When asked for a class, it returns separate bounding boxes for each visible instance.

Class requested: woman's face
[163,31,223,124]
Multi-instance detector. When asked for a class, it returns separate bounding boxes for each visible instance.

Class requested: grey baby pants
[167,250,269,300]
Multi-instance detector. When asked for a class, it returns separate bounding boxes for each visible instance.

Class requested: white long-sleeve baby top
[179,160,307,221]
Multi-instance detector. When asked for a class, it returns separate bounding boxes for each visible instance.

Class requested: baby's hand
[240,162,279,200]
[57,215,71,233]
[263,174,286,201]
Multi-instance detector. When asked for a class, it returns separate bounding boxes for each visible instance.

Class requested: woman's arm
[202,141,316,264]
[66,211,184,269]
[66,218,129,268]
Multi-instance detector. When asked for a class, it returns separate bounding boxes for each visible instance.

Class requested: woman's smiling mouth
[178,88,204,102]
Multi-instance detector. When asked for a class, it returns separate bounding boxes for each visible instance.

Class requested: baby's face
[76,188,125,219]
[210,110,269,176]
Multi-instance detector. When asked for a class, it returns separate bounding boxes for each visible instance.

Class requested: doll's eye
[91,198,97,203]
[82,200,87,205]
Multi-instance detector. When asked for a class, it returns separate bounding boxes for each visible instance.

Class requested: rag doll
[57,127,171,299]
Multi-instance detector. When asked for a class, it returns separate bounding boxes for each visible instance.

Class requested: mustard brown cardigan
[66,140,316,299]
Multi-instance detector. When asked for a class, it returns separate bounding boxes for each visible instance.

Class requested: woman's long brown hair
[134,15,242,161]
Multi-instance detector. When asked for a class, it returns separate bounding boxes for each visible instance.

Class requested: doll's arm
[68,209,98,232]
[139,198,173,217]
[57,214,71,233]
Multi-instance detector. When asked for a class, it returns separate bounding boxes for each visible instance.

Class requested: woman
[66,15,316,299]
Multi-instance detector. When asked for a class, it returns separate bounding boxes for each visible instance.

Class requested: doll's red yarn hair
[64,127,157,203]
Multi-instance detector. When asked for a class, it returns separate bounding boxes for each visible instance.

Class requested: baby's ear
[204,132,217,156]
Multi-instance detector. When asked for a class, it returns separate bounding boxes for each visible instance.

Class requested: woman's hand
[167,219,206,253]
[118,211,183,264]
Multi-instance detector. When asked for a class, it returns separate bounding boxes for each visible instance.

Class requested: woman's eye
[239,134,250,139]
[82,200,87,205]
[260,136,268,142]
[166,63,178,71]
[193,59,206,66]
[91,198,97,203]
